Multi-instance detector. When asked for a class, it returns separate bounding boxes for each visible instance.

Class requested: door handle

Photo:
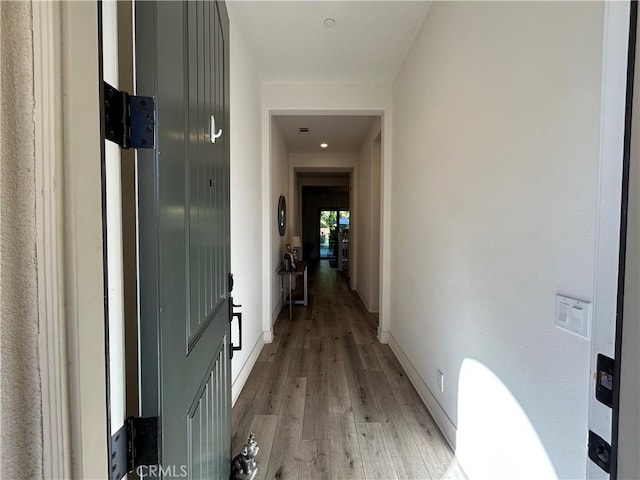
[229,298,242,358]
[209,114,223,143]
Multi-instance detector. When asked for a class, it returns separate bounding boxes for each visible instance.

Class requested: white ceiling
[228,1,432,83]
[274,115,378,153]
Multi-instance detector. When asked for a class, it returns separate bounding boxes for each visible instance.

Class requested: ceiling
[227,1,432,83]
[274,115,378,153]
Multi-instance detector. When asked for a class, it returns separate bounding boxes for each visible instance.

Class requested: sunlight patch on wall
[457,358,557,480]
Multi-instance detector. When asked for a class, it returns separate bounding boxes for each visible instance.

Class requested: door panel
[186,0,227,348]
[136,1,231,477]
[187,339,229,478]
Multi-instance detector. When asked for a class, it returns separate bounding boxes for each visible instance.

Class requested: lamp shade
[291,236,302,248]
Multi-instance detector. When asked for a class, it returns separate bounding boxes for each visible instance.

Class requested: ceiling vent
[298,127,310,134]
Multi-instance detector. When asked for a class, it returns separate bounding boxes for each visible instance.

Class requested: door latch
[595,353,615,407]
[588,430,611,473]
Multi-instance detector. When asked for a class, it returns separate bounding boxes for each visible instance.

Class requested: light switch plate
[555,294,591,339]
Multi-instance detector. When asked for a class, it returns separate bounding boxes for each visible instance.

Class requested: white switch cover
[555,294,591,339]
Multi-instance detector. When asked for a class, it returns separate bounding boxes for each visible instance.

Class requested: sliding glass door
[319,209,349,259]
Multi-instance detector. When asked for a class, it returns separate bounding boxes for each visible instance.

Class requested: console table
[277,260,308,320]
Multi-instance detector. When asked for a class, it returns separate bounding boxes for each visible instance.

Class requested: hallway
[232,262,466,480]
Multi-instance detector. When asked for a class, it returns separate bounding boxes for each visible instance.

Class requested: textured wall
[0,1,43,478]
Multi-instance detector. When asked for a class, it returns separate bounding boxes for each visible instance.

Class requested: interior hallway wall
[357,118,382,312]
[229,14,265,399]
[391,2,604,478]
[0,2,44,477]
[270,120,289,324]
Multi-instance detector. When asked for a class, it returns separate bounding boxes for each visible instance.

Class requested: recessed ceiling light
[320,143,328,148]
[323,18,336,28]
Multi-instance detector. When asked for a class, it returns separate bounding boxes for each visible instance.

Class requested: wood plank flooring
[232,261,466,480]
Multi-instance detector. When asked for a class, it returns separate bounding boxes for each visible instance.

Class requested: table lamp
[291,235,302,261]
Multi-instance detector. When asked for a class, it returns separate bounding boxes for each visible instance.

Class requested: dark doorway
[300,185,349,264]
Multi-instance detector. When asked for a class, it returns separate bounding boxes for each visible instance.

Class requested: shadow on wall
[456,358,558,480]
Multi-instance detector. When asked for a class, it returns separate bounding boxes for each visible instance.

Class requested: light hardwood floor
[232,261,466,480]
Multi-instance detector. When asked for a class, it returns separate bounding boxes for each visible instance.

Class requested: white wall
[391,2,604,479]
[229,16,265,401]
[270,120,289,324]
[357,119,382,312]
[371,136,381,311]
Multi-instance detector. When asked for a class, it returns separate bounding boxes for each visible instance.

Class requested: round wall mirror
[277,195,286,236]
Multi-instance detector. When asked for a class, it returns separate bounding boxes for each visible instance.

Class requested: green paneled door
[136,1,231,478]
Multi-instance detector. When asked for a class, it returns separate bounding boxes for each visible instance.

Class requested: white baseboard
[231,334,264,406]
[378,330,390,344]
[263,330,274,343]
[387,333,458,450]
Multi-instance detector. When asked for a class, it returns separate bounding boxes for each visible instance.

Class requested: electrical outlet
[437,370,444,392]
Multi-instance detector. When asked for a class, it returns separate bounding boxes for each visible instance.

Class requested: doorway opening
[319,209,350,261]
[271,112,385,331]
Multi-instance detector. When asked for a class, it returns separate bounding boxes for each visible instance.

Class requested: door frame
[34,2,635,478]
[588,2,634,478]
[35,1,110,477]
[35,1,134,477]
[33,2,71,477]
[611,1,638,477]
[262,103,389,342]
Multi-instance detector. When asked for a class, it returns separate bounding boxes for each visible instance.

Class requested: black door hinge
[103,82,155,149]
[110,416,159,480]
